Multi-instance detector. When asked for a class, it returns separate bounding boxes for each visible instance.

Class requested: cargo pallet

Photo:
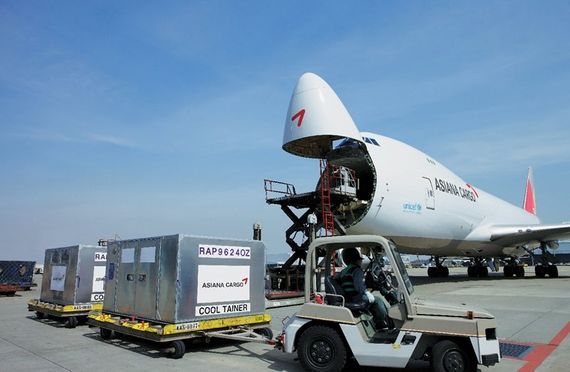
[28,299,102,328]
[88,312,274,359]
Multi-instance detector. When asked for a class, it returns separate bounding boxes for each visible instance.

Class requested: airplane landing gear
[535,243,558,278]
[503,258,524,278]
[467,258,489,278]
[427,257,449,278]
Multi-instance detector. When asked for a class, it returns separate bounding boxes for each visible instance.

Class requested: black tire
[170,340,186,359]
[535,265,546,278]
[65,316,78,329]
[432,340,476,372]
[298,325,347,372]
[77,316,88,325]
[36,311,45,319]
[548,265,559,278]
[504,266,513,278]
[467,266,475,278]
[100,327,114,340]
[428,267,437,278]
[478,266,488,278]
[440,267,450,278]
[254,327,274,340]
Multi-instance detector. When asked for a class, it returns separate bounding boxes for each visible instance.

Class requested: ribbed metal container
[103,234,265,324]
[40,245,107,305]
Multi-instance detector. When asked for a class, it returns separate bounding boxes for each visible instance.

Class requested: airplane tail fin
[523,167,536,215]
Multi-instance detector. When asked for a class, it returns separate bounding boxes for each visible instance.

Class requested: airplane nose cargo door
[283,73,364,158]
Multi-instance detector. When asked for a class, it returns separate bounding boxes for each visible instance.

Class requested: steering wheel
[367,261,392,291]
[365,260,400,305]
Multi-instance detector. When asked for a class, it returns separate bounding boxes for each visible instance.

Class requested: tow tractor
[276,235,501,371]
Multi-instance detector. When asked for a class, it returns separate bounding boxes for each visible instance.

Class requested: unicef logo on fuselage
[403,202,422,214]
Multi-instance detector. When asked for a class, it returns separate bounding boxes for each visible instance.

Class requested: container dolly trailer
[276,235,501,372]
[88,312,274,359]
[28,300,102,328]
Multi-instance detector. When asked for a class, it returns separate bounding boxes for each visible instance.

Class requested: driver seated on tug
[338,247,393,330]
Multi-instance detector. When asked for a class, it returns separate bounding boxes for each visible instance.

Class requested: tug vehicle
[277,235,501,371]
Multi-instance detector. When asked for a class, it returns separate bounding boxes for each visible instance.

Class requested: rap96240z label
[198,245,251,259]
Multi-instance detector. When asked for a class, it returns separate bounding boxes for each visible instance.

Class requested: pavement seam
[0,334,72,371]
[510,306,555,340]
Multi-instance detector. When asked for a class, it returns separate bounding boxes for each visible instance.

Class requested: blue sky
[1,1,570,262]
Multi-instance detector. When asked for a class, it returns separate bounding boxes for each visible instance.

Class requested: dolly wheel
[432,340,476,372]
[65,316,78,329]
[36,311,45,319]
[170,340,186,359]
[100,327,114,340]
[298,325,347,372]
[254,327,274,340]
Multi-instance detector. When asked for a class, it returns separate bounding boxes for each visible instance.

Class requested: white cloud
[86,133,137,148]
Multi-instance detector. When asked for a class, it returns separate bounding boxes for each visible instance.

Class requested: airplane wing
[489,223,570,247]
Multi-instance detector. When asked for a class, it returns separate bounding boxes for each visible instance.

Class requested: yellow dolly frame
[28,299,102,328]
[88,312,274,359]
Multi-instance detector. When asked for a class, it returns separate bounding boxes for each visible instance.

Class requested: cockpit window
[362,137,380,146]
[336,138,361,149]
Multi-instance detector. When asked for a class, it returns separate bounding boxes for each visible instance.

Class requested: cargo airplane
[278,72,570,278]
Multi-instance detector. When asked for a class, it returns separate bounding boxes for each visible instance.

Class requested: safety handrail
[264,179,297,200]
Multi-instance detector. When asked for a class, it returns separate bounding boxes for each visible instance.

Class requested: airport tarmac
[1,268,569,372]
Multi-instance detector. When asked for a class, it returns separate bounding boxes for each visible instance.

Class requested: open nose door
[283,73,364,158]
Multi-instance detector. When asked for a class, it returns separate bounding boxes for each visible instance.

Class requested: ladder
[320,159,334,236]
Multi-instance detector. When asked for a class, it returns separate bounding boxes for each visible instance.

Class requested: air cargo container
[28,245,107,328]
[103,234,265,323]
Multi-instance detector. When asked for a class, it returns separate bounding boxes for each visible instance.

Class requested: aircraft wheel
[467,266,475,277]
[477,266,488,278]
[65,316,78,329]
[428,267,438,278]
[35,311,45,319]
[548,265,559,278]
[504,266,514,277]
[515,266,525,277]
[440,267,449,278]
[298,325,347,372]
[432,339,476,372]
[535,265,546,278]
[169,340,186,359]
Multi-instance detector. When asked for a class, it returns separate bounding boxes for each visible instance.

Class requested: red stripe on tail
[523,167,536,215]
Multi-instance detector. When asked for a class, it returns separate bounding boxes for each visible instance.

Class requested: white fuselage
[346,132,540,257]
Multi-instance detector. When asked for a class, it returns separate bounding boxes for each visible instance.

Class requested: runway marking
[518,322,570,372]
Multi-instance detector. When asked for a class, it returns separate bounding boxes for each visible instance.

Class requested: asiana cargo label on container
[198,244,251,259]
[197,265,250,304]
[90,266,106,302]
